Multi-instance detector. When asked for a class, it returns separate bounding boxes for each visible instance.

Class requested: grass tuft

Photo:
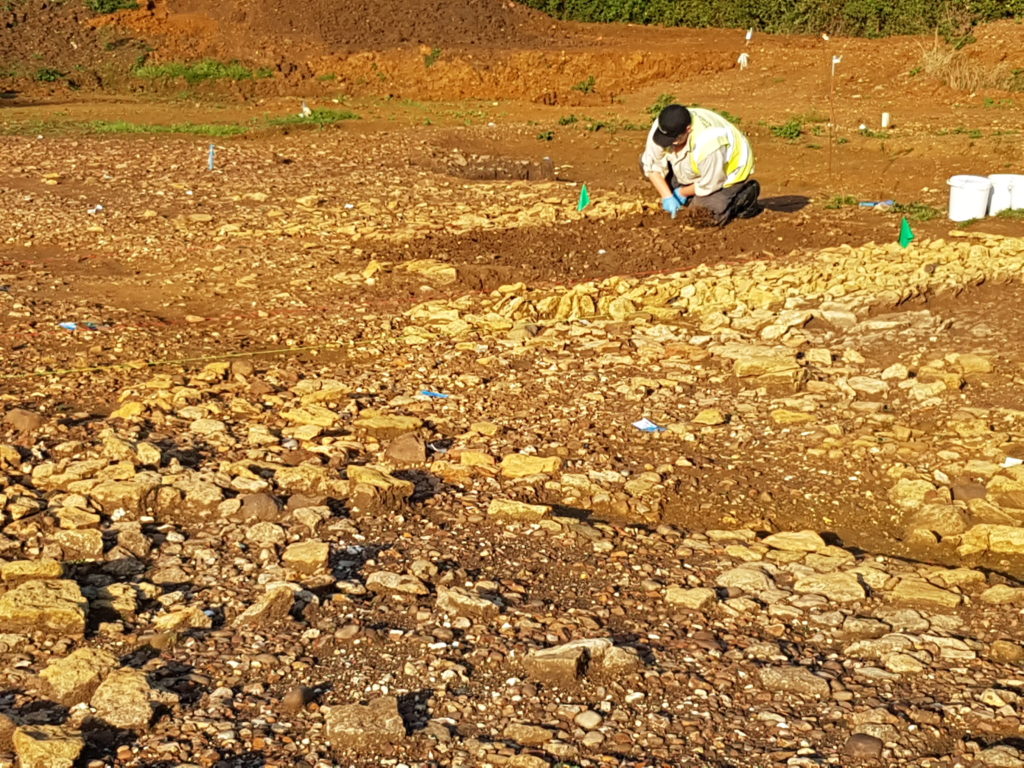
[824,195,858,209]
[266,108,359,128]
[86,0,137,12]
[571,75,597,94]
[915,37,1024,92]
[85,120,249,136]
[134,59,274,84]
[646,93,675,117]
[893,201,942,221]
[769,118,803,139]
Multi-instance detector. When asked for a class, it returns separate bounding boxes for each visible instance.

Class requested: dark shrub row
[520,0,1024,38]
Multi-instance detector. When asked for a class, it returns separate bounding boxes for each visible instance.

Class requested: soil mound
[164,0,571,51]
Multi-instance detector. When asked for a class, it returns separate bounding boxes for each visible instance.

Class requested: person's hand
[672,190,690,207]
[661,195,682,216]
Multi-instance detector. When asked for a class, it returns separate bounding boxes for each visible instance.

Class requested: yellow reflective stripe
[689,123,753,187]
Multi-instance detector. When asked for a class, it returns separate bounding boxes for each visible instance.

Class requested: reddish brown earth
[2,4,1024,768]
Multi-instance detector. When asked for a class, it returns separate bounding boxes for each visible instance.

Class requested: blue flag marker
[420,390,450,399]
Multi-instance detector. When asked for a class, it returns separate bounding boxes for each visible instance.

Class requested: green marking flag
[577,183,591,212]
[898,216,915,248]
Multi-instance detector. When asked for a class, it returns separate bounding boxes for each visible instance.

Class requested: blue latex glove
[661,195,682,216]
[672,190,691,207]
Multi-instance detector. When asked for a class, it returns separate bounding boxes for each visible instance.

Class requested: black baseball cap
[653,104,691,148]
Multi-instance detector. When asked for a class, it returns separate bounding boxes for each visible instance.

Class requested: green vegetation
[571,75,597,94]
[518,0,1024,38]
[86,0,137,12]
[825,195,858,209]
[86,120,249,136]
[558,114,579,125]
[720,109,742,124]
[995,208,1024,220]
[859,128,891,139]
[936,125,983,139]
[769,118,803,139]
[536,130,555,141]
[315,73,337,82]
[423,47,442,68]
[266,108,359,128]
[134,59,274,84]
[893,201,942,221]
[1,109,359,138]
[646,93,675,117]
[33,67,66,82]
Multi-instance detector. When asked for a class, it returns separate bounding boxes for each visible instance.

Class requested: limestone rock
[234,586,296,626]
[236,492,282,522]
[758,666,830,697]
[324,696,406,753]
[980,584,1024,605]
[522,638,635,687]
[977,746,1024,768]
[280,404,338,428]
[12,726,84,768]
[152,606,214,631]
[988,475,1024,509]
[522,643,587,687]
[385,433,427,464]
[888,578,961,609]
[955,524,1024,556]
[366,571,429,596]
[352,414,423,439]
[0,711,12,752]
[91,668,156,731]
[843,733,884,761]
[275,464,349,497]
[487,498,550,521]
[503,722,554,746]
[888,478,938,510]
[904,504,967,538]
[793,572,866,602]
[0,579,87,636]
[664,586,716,610]
[39,648,117,705]
[0,558,63,585]
[692,408,727,426]
[51,528,103,560]
[3,408,45,433]
[499,453,563,478]
[733,352,799,378]
[716,565,774,593]
[436,586,500,618]
[282,541,330,574]
[348,465,414,515]
[763,530,826,552]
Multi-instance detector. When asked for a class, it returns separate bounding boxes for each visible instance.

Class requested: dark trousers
[664,165,762,225]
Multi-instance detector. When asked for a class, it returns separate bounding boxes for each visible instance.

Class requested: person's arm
[646,171,674,200]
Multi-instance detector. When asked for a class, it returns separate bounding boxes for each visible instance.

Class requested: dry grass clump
[916,38,1023,91]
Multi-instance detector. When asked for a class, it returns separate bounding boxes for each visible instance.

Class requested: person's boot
[731,179,763,220]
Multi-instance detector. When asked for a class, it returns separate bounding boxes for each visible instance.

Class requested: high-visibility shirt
[639,107,754,196]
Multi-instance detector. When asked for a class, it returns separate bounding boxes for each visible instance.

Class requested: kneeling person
[641,104,762,225]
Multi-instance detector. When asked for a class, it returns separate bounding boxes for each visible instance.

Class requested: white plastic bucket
[988,174,1024,216]
[947,175,992,222]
